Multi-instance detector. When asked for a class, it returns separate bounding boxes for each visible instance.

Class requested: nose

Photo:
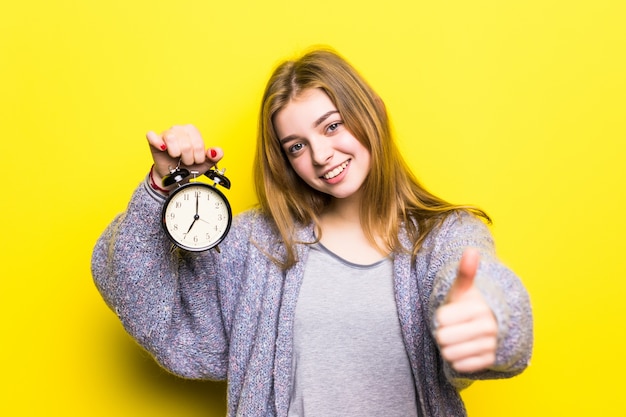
[310,137,333,166]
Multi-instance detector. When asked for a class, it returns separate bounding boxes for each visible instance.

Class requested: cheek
[352,141,372,170]
[288,158,320,187]
[363,152,372,172]
[285,158,306,180]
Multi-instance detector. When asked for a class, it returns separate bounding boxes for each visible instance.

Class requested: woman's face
[274,88,371,201]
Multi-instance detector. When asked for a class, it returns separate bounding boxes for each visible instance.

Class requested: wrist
[149,165,173,196]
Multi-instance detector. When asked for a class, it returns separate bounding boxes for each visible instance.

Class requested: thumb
[146,130,167,151]
[447,248,480,303]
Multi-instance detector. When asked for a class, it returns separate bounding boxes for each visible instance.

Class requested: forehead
[274,89,337,133]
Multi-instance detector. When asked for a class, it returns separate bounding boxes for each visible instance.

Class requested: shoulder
[232,208,313,241]
[222,208,282,254]
[400,210,492,253]
[425,210,493,251]
[232,207,276,236]
[225,208,314,265]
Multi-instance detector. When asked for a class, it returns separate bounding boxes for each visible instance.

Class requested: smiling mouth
[322,160,350,180]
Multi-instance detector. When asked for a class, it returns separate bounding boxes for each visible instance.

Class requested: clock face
[162,183,232,251]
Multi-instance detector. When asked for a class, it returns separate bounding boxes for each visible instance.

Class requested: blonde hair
[253,48,489,268]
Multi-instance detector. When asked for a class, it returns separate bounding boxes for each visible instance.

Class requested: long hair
[253,47,489,269]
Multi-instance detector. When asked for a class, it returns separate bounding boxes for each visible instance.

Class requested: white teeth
[323,161,349,179]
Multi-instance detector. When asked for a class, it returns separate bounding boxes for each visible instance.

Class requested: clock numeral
[195,191,201,198]
[169,212,176,219]
[217,214,223,221]
[175,202,182,208]
[173,224,178,231]
[184,194,190,201]
[205,233,211,240]
[193,235,199,243]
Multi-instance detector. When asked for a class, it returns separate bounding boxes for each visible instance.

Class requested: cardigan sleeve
[91,180,229,380]
[427,211,533,384]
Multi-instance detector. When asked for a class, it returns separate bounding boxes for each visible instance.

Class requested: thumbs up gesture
[434,248,498,373]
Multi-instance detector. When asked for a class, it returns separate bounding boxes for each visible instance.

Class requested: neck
[321,195,362,225]
[317,195,388,264]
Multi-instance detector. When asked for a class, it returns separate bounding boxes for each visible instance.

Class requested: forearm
[91,181,228,379]
[428,213,533,381]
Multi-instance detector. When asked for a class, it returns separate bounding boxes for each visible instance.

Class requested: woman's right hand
[146,124,223,189]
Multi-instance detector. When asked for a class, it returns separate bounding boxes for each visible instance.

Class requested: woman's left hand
[434,248,498,373]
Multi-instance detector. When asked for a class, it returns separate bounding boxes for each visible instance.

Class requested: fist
[435,248,498,373]
[146,124,223,182]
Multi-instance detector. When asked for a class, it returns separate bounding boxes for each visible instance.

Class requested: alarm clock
[161,166,232,252]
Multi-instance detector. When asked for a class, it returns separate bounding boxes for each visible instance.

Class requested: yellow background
[2,1,625,415]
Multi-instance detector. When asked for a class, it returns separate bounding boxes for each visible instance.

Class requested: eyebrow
[279,110,340,144]
[313,110,339,128]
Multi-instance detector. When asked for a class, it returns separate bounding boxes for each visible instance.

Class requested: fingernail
[160,144,167,151]
[210,149,217,158]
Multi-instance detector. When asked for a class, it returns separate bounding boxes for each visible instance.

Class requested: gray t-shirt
[287,243,419,417]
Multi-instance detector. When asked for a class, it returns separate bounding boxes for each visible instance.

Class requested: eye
[326,121,342,134]
[288,142,305,153]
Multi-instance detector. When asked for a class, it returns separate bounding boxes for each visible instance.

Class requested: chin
[327,187,363,200]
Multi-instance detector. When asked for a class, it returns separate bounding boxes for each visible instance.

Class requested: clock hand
[198,218,211,225]
[183,214,200,238]
[184,193,202,239]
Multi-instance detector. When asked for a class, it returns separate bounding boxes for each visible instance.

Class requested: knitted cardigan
[91,181,533,417]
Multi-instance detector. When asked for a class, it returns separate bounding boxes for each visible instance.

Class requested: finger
[447,248,480,303]
[146,130,167,151]
[182,124,207,165]
[440,337,497,363]
[206,147,224,165]
[436,295,492,327]
[166,125,204,166]
[193,141,206,165]
[177,134,196,166]
[448,352,497,374]
[435,315,497,346]
[163,132,182,158]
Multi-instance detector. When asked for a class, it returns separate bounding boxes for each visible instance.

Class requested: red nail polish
[210,149,217,158]
[160,144,167,151]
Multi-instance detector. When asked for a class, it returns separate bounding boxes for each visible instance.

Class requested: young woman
[92,48,533,417]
